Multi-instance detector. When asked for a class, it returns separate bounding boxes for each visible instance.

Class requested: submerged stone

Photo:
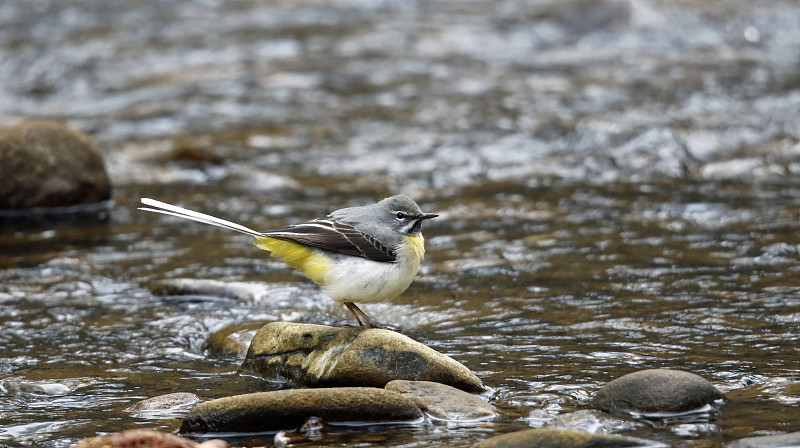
[592,369,724,414]
[179,387,423,434]
[151,279,273,302]
[241,322,484,393]
[385,380,496,421]
[470,428,660,448]
[0,120,111,213]
[71,429,227,448]
[126,392,201,415]
[205,320,273,358]
[727,431,800,448]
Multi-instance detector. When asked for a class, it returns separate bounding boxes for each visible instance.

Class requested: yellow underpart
[253,236,332,285]
[404,234,425,260]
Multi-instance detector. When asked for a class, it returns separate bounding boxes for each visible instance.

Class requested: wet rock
[591,369,724,414]
[727,431,800,448]
[385,380,496,421]
[241,322,484,393]
[126,392,201,415]
[470,428,660,448]
[71,429,227,448]
[0,120,111,212]
[151,278,273,301]
[169,137,224,166]
[205,320,276,358]
[205,321,273,358]
[179,387,423,434]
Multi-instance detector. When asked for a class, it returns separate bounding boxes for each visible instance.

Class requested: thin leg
[343,302,380,329]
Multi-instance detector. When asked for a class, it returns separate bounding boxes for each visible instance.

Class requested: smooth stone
[241,322,484,393]
[151,279,273,301]
[592,369,724,414]
[727,431,800,448]
[385,380,496,421]
[179,387,423,434]
[470,428,661,448]
[0,120,111,212]
[71,429,227,448]
[205,321,273,358]
[126,392,201,413]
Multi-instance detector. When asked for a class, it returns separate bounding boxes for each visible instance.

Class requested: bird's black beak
[419,213,438,220]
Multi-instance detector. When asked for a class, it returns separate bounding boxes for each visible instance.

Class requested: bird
[139,195,438,328]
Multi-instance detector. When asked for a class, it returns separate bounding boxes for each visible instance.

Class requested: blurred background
[0,0,799,447]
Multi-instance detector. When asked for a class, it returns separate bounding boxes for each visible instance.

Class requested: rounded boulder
[0,120,111,212]
[591,369,724,414]
[179,387,423,434]
[241,322,484,393]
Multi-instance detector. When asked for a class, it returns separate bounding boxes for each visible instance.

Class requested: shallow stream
[1,0,799,447]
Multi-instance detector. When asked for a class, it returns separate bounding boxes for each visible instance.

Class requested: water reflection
[3,0,800,446]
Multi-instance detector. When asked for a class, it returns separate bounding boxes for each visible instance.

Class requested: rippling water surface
[1,0,799,447]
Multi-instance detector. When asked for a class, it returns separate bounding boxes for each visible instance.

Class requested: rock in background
[0,120,111,215]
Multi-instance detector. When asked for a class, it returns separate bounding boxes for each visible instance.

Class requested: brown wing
[264,218,396,262]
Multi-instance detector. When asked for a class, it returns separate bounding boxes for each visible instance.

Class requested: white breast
[320,240,422,304]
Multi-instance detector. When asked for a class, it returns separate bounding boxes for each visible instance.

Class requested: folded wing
[265,218,396,262]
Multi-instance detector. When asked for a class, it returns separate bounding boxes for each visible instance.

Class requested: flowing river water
[1,0,799,447]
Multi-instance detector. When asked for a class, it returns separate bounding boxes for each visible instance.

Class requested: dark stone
[470,428,660,448]
[240,322,484,393]
[0,120,111,212]
[592,369,724,414]
[179,387,423,434]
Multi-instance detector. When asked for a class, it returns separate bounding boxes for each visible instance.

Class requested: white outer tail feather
[139,198,264,238]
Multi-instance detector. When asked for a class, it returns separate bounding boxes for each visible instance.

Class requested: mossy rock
[241,322,484,393]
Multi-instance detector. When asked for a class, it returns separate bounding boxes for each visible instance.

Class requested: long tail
[139,198,264,238]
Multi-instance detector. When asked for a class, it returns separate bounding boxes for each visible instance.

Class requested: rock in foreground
[385,380,496,421]
[592,369,724,414]
[71,429,227,448]
[179,387,423,434]
[727,431,800,448]
[241,322,484,393]
[0,120,111,213]
[470,428,661,448]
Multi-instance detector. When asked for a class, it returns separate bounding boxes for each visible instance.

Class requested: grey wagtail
[139,195,438,328]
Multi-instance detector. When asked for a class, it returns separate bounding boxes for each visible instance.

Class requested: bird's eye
[395,211,406,220]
